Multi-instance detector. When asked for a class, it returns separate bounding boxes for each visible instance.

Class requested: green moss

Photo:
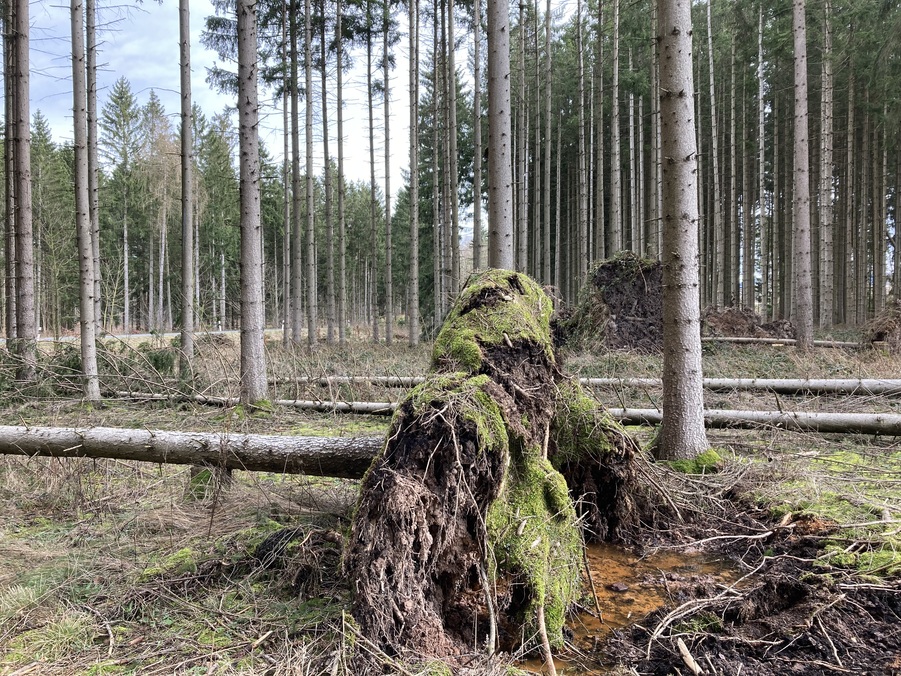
[139,547,199,581]
[551,379,621,464]
[432,269,556,372]
[666,449,723,474]
[407,373,509,456]
[487,457,582,648]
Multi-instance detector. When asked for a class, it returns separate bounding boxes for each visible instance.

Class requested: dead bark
[0,425,381,478]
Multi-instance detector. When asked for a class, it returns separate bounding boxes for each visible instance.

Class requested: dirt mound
[866,300,901,352]
[564,252,663,352]
[703,306,796,339]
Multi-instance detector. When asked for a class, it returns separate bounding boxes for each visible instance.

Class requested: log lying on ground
[611,408,901,435]
[701,336,859,348]
[583,378,901,396]
[114,391,398,414]
[0,425,382,478]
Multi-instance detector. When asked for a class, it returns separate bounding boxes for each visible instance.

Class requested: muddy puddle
[521,543,739,674]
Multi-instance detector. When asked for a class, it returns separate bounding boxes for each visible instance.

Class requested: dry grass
[1,332,901,674]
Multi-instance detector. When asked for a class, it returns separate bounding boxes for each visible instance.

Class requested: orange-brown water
[521,543,738,674]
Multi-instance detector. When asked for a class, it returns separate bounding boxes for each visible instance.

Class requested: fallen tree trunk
[114,391,398,414]
[0,425,382,478]
[701,336,859,349]
[610,408,901,435]
[270,375,425,387]
[583,378,901,395]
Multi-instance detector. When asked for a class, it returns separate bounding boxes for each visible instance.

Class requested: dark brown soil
[866,300,901,352]
[599,524,901,675]
[564,253,664,353]
[702,305,796,339]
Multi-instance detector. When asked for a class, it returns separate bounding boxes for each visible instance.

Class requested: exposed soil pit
[520,543,739,674]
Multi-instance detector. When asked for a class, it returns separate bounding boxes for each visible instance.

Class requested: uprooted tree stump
[345,269,640,663]
[562,252,663,352]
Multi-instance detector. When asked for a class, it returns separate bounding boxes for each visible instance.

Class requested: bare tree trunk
[655,0,708,460]
[408,0,420,346]
[542,0,552,282]
[336,0,347,345]
[757,4,768,320]
[290,4,303,343]
[237,0,269,406]
[791,0,813,349]
[12,0,34,381]
[742,86,754,310]
[515,1,527,272]
[486,0,514,269]
[384,3,394,344]
[321,7,335,344]
[86,0,101,333]
[707,0,723,307]
[473,0,483,271]
[594,0,606,260]
[576,0,587,276]
[281,0,290,343]
[304,0,317,345]
[366,0,379,342]
[844,71,855,325]
[446,0,459,291]
[179,0,195,379]
[3,4,15,339]
[71,0,100,401]
[610,0,621,252]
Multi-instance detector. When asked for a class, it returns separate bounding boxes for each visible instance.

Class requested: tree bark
[304,0,317,345]
[656,0,708,460]
[0,425,381,479]
[71,0,100,402]
[321,6,336,345]
[473,0,483,272]
[791,0,813,350]
[13,0,35,381]
[237,0,269,406]
[86,0,101,333]
[336,0,347,344]
[179,0,195,379]
[486,0,514,268]
[610,0,622,252]
[408,0,421,346]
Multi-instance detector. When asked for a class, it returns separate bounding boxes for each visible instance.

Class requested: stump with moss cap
[345,269,640,662]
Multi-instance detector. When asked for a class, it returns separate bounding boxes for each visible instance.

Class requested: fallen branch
[0,425,382,478]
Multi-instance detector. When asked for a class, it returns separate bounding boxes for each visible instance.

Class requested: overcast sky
[30,0,412,193]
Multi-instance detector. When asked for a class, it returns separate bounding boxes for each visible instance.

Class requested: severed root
[537,604,557,676]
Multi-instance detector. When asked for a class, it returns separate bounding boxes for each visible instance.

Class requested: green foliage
[665,449,723,474]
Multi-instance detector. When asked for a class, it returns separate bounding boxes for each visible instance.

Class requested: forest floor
[0,331,900,675]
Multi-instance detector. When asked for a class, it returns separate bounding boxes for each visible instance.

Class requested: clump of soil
[564,252,664,352]
[866,300,901,352]
[702,305,796,339]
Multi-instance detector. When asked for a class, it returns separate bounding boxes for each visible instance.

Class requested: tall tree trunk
[336,0,347,345]
[791,0,813,349]
[71,0,100,401]
[472,0,483,271]
[757,4,769,320]
[86,0,101,333]
[384,2,394,344]
[13,0,34,380]
[123,188,130,334]
[706,0,723,306]
[486,0,514,269]
[408,0,420,346]
[741,85,754,309]
[516,1,527,272]
[304,0,317,345]
[656,0,708,460]
[576,0,588,276]
[542,0,552,283]
[594,0,606,261]
[237,0,269,405]
[3,3,15,339]
[844,72,855,325]
[321,6,335,344]
[179,0,194,379]
[366,0,379,342]
[290,4,303,343]
[610,0,621,252]
[446,0,459,292]
[281,0,291,343]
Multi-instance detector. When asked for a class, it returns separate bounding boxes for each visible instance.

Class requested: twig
[676,637,703,675]
[582,545,604,622]
[536,604,557,676]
